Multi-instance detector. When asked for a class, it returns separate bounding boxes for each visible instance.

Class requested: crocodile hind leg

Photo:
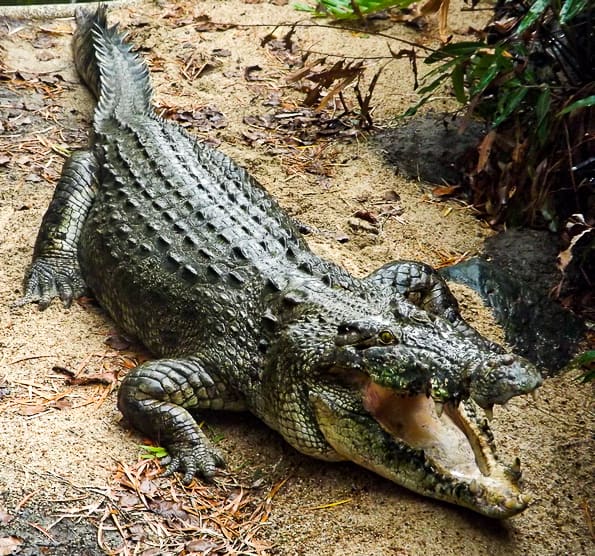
[15,150,99,309]
[118,356,246,484]
[366,260,501,350]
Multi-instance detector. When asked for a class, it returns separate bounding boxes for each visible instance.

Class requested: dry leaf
[19,404,46,416]
[66,370,118,386]
[105,333,131,351]
[353,210,379,224]
[51,399,72,411]
[0,536,22,556]
[558,226,593,272]
[186,538,219,553]
[476,130,497,173]
[382,190,400,202]
[432,185,460,197]
[0,510,13,525]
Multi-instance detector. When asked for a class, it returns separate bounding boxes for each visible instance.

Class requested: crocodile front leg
[366,260,500,350]
[118,356,246,484]
[15,150,99,309]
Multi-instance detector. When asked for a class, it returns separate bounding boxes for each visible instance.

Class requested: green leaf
[451,63,467,103]
[402,96,429,118]
[579,370,595,382]
[516,0,551,35]
[425,42,485,64]
[469,61,499,97]
[535,88,551,145]
[424,57,463,81]
[140,445,169,459]
[493,86,529,126]
[417,72,451,96]
[560,0,588,24]
[295,0,418,19]
[573,350,595,382]
[293,2,315,11]
[559,95,595,116]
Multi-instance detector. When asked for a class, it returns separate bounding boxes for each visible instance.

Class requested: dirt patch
[0,1,593,555]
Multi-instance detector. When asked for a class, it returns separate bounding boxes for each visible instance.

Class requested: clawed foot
[160,440,226,485]
[13,256,86,310]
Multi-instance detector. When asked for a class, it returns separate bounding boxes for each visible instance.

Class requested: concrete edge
[0,0,148,19]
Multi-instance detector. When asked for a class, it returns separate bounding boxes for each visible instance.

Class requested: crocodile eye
[378,330,395,345]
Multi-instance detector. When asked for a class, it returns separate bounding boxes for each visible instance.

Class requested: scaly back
[73,4,153,127]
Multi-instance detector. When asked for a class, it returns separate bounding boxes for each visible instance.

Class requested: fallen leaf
[432,185,460,197]
[150,500,189,521]
[65,371,117,386]
[558,226,593,272]
[19,404,47,416]
[105,333,131,351]
[186,539,219,553]
[0,536,22,556]
[348,218,379,234]
[382,190,400,202]
[353,210,379,225]
[476,130,497,173]
[244,65,263,81]
[118,493,141,509]
[50,398,72,411]
[0,509,13,525]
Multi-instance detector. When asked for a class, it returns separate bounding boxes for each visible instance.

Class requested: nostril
[501,354,515,365]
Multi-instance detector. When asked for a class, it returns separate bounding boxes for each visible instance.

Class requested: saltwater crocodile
[17,6,542,518]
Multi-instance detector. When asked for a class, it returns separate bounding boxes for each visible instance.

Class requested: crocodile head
[299,313,541,519]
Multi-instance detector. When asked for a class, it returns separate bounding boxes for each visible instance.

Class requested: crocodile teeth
[504,497,522,510]
[531,389,539,402]
[484,405,494,421]
[521,493,533,505]
[434,401,444,418]
[469,479,482,495]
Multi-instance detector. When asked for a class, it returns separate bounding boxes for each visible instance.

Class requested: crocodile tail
[73,4,152,125]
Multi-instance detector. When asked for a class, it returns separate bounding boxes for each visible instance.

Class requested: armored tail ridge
[73,3,153,125]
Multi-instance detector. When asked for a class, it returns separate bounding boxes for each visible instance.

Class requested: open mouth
[310,378,532,518]
[363,382,492,480]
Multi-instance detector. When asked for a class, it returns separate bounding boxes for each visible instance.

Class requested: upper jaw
[333,341,542,409]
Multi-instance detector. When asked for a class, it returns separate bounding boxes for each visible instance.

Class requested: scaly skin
[16,5,542,518]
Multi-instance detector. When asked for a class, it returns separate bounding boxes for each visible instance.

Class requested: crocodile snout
[470,353,543,409]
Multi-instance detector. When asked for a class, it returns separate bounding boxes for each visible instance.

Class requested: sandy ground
[0,1,593,555]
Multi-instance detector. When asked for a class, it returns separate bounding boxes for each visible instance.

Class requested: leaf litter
[55,457,282,555]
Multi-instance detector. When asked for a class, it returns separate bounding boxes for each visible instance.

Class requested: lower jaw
[361,386,528,517]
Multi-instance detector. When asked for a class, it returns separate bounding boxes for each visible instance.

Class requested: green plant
[140,445,169,460]
[294,0,417,19]
[573,350,595,382]
[409,0,594,230]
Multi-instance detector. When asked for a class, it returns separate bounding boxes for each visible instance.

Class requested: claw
[434,401,444,418]
[484,405,494,421]
[531,389,538,402]
[511,457,521,478]
[521,493,533,506]
[469,479,482,496]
